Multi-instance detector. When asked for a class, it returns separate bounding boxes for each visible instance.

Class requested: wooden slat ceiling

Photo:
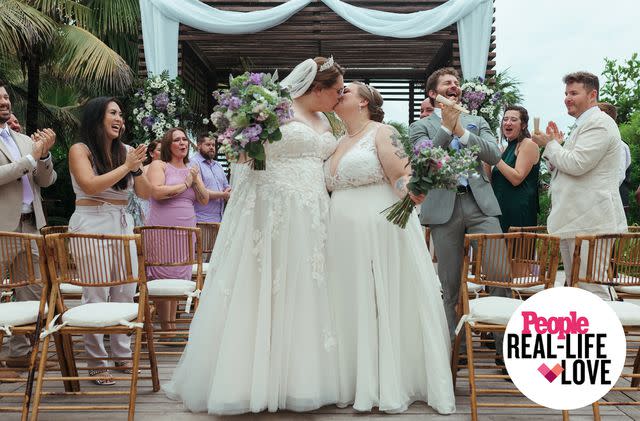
[179,0,462,79]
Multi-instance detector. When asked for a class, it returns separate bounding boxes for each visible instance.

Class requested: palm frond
[0,0,56,55]
[86,0,139,37]
[51,24,134,94]
[31,0,92,28]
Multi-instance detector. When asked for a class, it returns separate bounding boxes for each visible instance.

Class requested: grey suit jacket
[0,128,57,231]
[408,113,501,225]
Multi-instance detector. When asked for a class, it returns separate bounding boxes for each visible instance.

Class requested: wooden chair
[570,233,640,415]
[507,225,548,233]
[453,232,561,421]
[134,226,203,351]
[0,232,51,420]
[194,222,220,277]
[40,226,83,300]
[31,233,159,421]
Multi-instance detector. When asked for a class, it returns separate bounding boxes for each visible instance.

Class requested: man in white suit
[0,81,57,376]
[533,72,627,299]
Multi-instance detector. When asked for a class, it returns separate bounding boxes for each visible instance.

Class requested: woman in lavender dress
[146,128,209,331]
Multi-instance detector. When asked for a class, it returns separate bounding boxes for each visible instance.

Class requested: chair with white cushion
[31,233,159,421]
[454,232,560,421]
[135,226,203,351]
[0,232,52,420]
[571,233,640,414]
[194,222,220,277]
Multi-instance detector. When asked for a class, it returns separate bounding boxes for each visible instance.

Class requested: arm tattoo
[390,131,408,159]
[394,177,408,194]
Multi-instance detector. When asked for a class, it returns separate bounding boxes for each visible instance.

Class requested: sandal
[88,369,116,386]
[114,361,140,374]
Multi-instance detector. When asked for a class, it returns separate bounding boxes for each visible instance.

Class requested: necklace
[347,120,371,137]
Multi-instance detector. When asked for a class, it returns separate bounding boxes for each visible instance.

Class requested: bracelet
[130,168,143,177]
[184,182,189,190]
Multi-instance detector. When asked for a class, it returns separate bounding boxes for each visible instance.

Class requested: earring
[359,106,364,113]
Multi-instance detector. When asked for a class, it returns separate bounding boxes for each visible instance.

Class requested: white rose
[203,118,210,124]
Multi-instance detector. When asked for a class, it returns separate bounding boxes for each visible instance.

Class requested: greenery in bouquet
[210,71,293,170]
[129,71,195,144]
[384,137,480,228]
[460,71,523,133]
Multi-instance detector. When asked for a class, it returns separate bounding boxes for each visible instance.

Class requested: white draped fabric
[140,0,492,79]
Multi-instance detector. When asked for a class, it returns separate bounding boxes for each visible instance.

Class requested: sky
[383,0,640,132]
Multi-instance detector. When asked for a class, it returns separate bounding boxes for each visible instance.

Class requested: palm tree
[0,0,137,134]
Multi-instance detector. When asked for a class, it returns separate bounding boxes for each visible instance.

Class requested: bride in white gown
[164,57,344,414]
[325,82,456,414]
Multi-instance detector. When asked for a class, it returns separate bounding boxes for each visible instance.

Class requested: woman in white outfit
[68,97,151,385]
[164,57,345,414]
[325,82,456,414]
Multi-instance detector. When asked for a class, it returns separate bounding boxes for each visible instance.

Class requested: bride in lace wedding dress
[325,82,456,414]
[164,57,344,414]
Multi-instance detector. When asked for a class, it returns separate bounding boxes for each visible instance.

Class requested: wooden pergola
[139,0,496,123]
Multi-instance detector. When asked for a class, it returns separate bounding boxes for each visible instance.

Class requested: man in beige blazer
[533,71,627,299]
[0,82,57,374]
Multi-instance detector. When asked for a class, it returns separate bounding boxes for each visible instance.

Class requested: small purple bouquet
[384,137,480,228]
[210,71,293,170]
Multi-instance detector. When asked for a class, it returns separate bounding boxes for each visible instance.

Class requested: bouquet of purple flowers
[210,71,293,170]
[384,136,480,228]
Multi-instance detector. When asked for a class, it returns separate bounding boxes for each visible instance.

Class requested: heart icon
[538,363,564,383]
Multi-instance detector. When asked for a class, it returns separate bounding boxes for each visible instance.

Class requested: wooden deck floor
[2,271,639,420]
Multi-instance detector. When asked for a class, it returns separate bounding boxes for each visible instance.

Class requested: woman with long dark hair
[68,97,152,385]
[491,105,540,232]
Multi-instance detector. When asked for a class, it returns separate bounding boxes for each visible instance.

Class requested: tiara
[319,56,334,72]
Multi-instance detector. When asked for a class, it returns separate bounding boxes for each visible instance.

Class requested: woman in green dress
[491,105,540,232]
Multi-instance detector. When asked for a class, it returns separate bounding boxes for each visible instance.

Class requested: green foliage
[621,111,640,224]
[600,53,640,124]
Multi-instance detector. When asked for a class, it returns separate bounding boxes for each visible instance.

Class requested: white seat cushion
[468,296,523,326]
[62,302,139,327]
[147,279,196,296]
[607,301,640,326]
[512,284,546,294]
[467,282,484,294]
[614,277,640,294]
[0,301,43,326]
[60,283,83,294]
[191,263,208,275]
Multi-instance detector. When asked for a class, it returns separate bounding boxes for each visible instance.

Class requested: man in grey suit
[409,67,507,355]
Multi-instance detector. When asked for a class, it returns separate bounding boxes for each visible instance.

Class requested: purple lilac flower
[275,102,293,123]
[241,124,263,143]
[142,116,155,128]
[462,91,486,111]
[249,73,264,85]
[413,137,433,156]
[153,92,169,112]
[227,96,243,111]
[491,92,502,104]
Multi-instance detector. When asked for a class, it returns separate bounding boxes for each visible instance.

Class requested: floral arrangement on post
[210,71,293,170]
[130,71,195,144]
[383,136,480,228]
[460,71,523,133]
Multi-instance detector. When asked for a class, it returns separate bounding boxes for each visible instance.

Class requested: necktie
[1,129,34,207]
[449,135,468,187]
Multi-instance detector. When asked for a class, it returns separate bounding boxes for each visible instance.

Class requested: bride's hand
[409,191,426,205]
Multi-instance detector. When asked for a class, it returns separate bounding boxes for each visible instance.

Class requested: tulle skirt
[326,183,456,414]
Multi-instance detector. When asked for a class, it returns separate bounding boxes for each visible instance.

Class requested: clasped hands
[441,104,465,137]
[31,128,56,160]
[532,121,564,147]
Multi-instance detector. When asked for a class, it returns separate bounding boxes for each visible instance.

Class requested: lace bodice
[324,125,387,191]
[241,121,337,202]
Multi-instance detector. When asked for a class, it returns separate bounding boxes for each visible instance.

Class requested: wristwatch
[130,168,143,177]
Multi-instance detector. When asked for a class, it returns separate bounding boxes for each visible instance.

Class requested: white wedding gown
[164,121,339,414]
[324,126,456,414]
